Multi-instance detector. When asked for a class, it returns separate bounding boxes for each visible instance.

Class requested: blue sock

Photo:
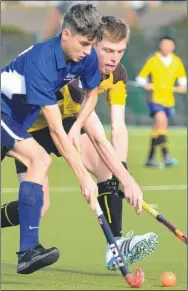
[18,181,43,252]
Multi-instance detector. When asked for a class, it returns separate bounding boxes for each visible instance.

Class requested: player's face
[94,38,127,74]
[160,39,175,56]
[61,29,97,62]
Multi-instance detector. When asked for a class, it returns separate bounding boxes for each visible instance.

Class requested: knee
[30,150,52,172]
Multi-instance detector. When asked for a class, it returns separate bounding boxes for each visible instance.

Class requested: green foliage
[1,24,26,34]
[171,16,187,30]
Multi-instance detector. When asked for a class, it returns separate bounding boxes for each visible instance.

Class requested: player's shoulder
[34,36,58,56]
[145,52,157,63]
[112,63,128,84]
[19,38,55,67]
[32,37,59,67]
[18,38,59,82]
[172,53,183,64]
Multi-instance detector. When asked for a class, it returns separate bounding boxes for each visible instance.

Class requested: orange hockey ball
[161,272,176,287]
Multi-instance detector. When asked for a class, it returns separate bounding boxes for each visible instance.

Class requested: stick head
[125,268,144,288]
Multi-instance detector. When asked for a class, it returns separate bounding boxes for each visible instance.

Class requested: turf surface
[1,128,187,290]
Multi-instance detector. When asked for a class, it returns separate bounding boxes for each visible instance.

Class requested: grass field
[1,127,187,290]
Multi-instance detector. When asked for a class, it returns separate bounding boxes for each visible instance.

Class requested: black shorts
[15,116,85,174]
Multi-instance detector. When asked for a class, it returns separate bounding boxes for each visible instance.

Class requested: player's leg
[62,116,124,241]
[146,103,165,168]
[1,201,19,228]
[80,132,123,232]
[1,175,50,228]
[80,132,158,271]
[152,108,177,167]
[1,127,54,229]
[159,107,177,167]
[16,127,52,216]
[1,114,59,274]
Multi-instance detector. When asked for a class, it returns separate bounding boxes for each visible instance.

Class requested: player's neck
[160,52,172,58]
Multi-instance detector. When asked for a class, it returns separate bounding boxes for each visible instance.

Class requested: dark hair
[62,3,103,42]
[159,35,176,45]
[101,16,130,42]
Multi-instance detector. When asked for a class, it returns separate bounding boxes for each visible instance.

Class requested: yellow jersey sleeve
[138,58,152,78]
[176,58,187,78]
[107,64,127,105]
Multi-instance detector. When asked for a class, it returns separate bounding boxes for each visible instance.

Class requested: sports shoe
[17,244,60,274]
[106,231,158,271]
[164,158,178,168]
[145,159,164,169]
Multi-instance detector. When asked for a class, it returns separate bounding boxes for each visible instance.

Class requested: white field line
[1,184,187,194]
[103,126,186,136]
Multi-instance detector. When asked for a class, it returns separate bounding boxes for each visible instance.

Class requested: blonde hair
[101,16,130,42]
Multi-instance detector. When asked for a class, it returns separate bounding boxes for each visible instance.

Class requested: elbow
[49,126,63,139]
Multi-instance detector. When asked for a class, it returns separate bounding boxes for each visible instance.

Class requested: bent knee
[29,149,52,171]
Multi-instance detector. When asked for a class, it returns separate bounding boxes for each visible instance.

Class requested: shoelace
[123,230,134,241]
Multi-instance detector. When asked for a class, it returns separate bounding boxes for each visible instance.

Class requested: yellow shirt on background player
[136,52,187,107]
[29,63,127,132]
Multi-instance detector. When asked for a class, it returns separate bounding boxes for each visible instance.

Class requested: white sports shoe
[106,231,158,271]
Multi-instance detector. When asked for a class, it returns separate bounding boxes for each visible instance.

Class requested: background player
[136,36,187,168]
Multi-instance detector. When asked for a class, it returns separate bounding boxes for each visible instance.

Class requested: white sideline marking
[142,185,187,191]
[1,184,187,194]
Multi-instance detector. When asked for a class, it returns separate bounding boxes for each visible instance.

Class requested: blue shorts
[1,113,31,161]
[148,102,175,118]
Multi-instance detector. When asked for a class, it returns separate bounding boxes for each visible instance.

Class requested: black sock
[148,137,157,160]
[97,179,123,238]
[158,135,169,160]
[1,201,19,228]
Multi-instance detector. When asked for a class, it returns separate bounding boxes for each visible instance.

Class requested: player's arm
[41,104,87,173]
[83,111,143,214]
[68,49,101,152]
[72,49,101,126]
[74,88,98,127]
[108,66,128,162]
[136,58,153,90]
[173,59,187,93]
[110,105,128,161]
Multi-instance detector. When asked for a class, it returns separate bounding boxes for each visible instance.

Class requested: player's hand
[144,83,153,91]
[120,176,143,215]
[80,175,98,212]
[68,121,81,154]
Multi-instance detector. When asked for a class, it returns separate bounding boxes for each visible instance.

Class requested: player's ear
[62,28,71,40]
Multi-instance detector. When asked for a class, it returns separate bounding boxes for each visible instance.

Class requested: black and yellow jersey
[137,52,187,107]
[29,63,127,132]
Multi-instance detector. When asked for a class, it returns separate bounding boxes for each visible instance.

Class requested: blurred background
[1,0,187,126]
